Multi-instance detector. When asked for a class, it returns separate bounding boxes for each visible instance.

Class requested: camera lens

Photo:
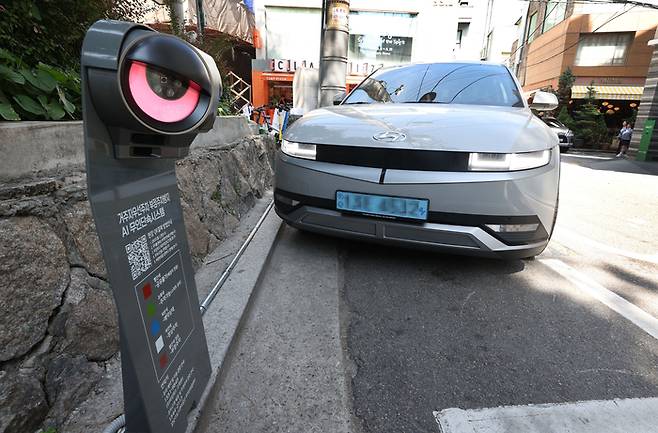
[145,66,188,100]
[126,61,200,124]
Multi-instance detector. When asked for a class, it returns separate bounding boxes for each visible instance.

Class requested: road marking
[540,259,658,340]
[434,397,658,433]
[553,227,658,265]
[562,153,615,160]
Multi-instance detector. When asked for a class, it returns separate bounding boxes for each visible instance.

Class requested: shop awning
[571,85,643,100]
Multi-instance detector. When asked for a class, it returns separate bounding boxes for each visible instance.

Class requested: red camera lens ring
[127,61,200,123]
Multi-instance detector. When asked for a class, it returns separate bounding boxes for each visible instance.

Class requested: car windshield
[343,63,524,107]
[542,118,566,128]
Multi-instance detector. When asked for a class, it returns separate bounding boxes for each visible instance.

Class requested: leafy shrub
[0,48,80,120]
[0,0,157,71]
[557,106,575,131]
[572,104,609,148]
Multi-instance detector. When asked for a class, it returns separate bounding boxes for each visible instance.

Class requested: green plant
[215,74,240,116]
[0,48,80,120]
[570,83,609,148]
[0,0,157,71]
[556,67,575,114]
[557,106,575,131]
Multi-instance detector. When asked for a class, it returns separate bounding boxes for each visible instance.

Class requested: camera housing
[82,20,221,159]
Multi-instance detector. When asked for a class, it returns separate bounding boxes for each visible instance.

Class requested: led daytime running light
[281,140,316,160]
[468,149,551,171]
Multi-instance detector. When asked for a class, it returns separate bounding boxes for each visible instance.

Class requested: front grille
[315,144,471,171]
[274,189,548,246]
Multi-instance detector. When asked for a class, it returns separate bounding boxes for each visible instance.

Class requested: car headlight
[468,149,551,171]
[281,139,316,160]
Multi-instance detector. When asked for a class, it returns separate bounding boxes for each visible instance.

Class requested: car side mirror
[528,91,558,111]
[333,91,346,106]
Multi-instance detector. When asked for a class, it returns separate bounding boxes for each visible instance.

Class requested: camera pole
[82,20,219,433]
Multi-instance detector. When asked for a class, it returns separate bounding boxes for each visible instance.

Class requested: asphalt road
[198,153,658,433]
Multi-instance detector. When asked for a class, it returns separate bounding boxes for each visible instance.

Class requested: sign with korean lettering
[349,34,413,66]
[89,172,211,433]
[327,0,350,31]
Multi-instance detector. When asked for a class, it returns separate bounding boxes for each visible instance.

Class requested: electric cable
[102,415,125,433]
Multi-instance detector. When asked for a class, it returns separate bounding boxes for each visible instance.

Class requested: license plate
[336,191,428,221]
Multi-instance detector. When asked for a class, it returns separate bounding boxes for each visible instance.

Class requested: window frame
[527,12,538,43]
[574,32,634,67]
[542,0,567,33]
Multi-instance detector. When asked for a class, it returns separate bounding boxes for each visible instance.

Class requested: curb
[184,205,283,433]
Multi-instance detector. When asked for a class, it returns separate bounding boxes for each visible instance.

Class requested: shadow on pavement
[561,151,658,176]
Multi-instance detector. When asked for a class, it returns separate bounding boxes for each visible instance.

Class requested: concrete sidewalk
[194,225,359,433]
[561,151,658,176]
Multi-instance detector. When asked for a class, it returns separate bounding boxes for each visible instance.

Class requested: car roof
[376,61,507,71]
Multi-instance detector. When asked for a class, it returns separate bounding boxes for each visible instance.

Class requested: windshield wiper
[343,101,372,105]
[403,101,447,104]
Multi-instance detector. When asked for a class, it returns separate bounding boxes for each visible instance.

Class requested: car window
[343,63,524,107]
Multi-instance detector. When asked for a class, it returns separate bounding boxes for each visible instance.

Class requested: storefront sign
[269,58,317,73]
[347,62,383,76]
[349,34,413,65]
[268,58,383,77]
[574,77,645,86]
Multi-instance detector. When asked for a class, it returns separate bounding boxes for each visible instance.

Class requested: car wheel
[559,146,569,153]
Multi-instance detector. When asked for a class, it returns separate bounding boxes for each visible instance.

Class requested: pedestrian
[616,121,633,157]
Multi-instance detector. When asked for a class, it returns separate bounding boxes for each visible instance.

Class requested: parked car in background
[542,117,574,152]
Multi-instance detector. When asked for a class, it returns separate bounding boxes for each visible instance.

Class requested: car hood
[285,103,557,153]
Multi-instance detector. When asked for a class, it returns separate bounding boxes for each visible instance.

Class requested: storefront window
[268,83,293,106]
[348,11,417,67]
[265,7,321,61]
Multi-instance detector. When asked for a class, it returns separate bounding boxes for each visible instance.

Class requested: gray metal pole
[170,0,186,35]
[318,0,350,107]
[318,0,327,89]
[196,0,205,40]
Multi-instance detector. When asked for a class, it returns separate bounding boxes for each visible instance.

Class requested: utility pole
[196,0,205,40]
[318,0,350,107]
[168,0,186,36]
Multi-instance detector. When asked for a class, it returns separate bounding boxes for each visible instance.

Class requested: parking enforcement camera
[82,20,221,159]
[82,20,215,433]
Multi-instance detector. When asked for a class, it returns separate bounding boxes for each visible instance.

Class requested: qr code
[125,235,152,281]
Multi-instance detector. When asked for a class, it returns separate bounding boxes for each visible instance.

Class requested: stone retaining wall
[0,120,275,433]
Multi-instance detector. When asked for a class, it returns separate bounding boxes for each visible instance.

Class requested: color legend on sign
[142,282,152,299]
[159,353,168,369]
[134,251,195,382]
[150,320,161,336]
[155,335,164,353]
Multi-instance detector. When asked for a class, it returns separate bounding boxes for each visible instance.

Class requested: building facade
[480,0,528,64]
[513,0,658,129]
[250,0,494,108]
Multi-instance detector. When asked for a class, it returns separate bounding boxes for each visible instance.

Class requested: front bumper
[274,150,559,259]
[558,132,574,147]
